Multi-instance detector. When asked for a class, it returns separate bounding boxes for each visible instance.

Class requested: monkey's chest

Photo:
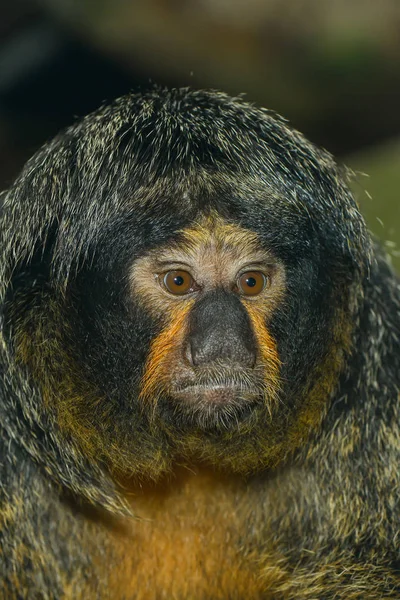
[104,473,267,600]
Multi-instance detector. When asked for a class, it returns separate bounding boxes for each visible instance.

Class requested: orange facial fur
[139,302,194,410]
[245,303,281,412]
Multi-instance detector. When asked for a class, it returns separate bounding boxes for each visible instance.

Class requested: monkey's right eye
[162,270,195,295]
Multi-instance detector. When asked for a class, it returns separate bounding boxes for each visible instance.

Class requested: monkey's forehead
[135,211,277,269]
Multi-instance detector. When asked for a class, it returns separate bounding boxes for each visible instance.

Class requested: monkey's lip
[170,383,259,404]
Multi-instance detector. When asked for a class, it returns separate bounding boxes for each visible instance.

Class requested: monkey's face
[131,213,284,431]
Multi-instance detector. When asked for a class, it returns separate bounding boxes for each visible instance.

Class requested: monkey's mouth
[171,383,260,405]
[161,367,269,430]
[163,379,264,431]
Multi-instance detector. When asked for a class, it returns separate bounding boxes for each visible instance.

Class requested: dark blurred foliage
[0,2,151,186]
[0,0,399,267]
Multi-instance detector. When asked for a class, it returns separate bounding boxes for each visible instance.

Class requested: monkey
[0,87,399,600]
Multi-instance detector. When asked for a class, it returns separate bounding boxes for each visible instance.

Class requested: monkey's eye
[237,271,267,296]
[162,270,195,295]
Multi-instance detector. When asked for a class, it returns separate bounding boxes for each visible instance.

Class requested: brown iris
[238,271,267,296]
[163,270,194,295]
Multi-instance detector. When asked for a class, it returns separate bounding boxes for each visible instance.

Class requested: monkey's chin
[164,385,262,432]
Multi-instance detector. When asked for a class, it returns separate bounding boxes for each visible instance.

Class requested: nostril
[245,348,257,370]
[184,341,195,366]
[232,344,257,369]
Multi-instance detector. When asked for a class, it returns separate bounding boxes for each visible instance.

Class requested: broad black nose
[186,289,257,368]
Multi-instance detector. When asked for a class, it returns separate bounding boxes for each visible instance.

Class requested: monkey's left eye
[162,270,196,295]
[237,271,267,296]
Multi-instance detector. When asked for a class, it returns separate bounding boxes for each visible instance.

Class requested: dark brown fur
[0,88,399,598]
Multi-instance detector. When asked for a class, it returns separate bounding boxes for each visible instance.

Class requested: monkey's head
[0,89,370,481]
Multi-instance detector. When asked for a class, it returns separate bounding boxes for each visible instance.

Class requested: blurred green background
[1,0,399,268]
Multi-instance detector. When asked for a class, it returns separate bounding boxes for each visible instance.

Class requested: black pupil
[246,277,257,288]
[174,275,185,286]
